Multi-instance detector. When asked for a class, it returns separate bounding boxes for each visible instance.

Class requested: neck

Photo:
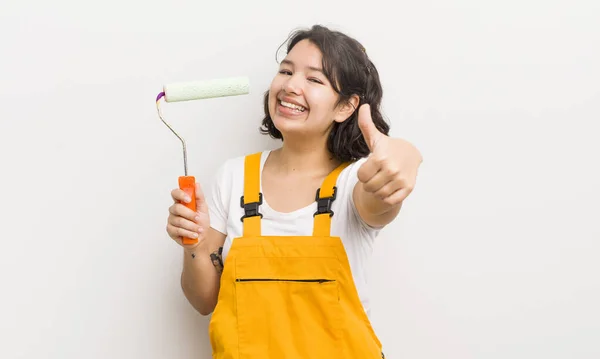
[270,137,340,175]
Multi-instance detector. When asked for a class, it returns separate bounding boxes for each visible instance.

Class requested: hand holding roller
[156,76,250,244]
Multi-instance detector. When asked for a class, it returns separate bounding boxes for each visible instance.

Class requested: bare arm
[180,228,226,316]
[167,183,227,316]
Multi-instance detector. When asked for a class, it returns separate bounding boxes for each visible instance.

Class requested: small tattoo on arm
[210,247,224,273]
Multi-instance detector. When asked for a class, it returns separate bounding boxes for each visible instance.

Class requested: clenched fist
[166,182,211,252]
[357,104,422,207]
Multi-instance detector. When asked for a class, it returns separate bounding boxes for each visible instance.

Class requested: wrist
[183,241,209,258]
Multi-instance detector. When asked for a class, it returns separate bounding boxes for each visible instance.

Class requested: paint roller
[156,76,250,244]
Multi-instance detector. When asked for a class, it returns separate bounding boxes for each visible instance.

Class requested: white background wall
[1,0,598,358]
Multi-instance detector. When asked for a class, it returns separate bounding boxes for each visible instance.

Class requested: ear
[333,94,360,123]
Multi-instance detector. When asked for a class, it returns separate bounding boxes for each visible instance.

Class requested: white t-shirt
[206,150,381,316]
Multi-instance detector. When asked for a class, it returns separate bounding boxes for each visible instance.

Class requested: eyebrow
[280,59,324,73]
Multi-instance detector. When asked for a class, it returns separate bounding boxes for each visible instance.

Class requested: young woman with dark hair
[166,24,423,358]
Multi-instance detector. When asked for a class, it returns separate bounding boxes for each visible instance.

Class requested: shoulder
[208,150,271,200]
[211,151,266,183]
[206,151,267,234]
[335,157,368,192]
[214,153,245,176]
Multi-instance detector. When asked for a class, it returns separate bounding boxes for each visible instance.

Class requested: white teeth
[280,100,306,112]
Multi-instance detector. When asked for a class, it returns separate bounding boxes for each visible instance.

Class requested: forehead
[283,39,323,68]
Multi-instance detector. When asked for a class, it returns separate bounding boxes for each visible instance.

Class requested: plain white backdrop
[1,0,598,358]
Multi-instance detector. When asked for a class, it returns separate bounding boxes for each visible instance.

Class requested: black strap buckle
[314,186,337,217]
[240,193,263,221]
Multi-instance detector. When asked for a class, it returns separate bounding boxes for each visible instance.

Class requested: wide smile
[277,99,308,117]
[281,100,306,112]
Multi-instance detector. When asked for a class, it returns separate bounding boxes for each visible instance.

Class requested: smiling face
[267,39,356,139]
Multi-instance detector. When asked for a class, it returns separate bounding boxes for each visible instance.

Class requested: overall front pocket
[236,278,335,283]
[235,275,343,359]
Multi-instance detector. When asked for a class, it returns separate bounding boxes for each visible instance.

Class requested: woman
[166,25,422,358]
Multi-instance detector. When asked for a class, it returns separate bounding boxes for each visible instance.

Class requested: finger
[357,104,381,152]
[362,169,396,193]
[382,187,412,206]
[169,203,199,222]
[372,177,405,199]
[168,214,204,234]
[171,188,191,204]
[167,223,200,242]
[169,231,201,250]
[362,164,401,193]
[356,158,381,184]
[195,182,209,214]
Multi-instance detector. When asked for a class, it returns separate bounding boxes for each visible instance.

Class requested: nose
[283,73,303,95]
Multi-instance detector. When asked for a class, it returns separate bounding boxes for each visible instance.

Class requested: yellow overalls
[209,152,384,358]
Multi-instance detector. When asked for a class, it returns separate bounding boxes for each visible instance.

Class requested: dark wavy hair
[259,25,390,163]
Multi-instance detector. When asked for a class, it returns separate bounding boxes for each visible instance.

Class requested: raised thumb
[358,104,380,152]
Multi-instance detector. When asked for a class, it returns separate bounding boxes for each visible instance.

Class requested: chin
[275,118,328,142]
[270,115,306,136]
[272,114,300,131]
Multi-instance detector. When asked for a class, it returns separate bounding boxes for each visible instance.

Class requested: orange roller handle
[178,176,198,245]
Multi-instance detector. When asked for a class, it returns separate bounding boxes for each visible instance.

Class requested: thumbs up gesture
[356,104,422,210]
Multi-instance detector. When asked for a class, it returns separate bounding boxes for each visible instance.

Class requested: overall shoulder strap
[312,161,351,237]
[241,152,263,237]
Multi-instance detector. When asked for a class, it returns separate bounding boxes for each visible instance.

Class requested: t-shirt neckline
[258,150,317,218]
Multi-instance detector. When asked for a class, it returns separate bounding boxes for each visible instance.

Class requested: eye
[308,77,323,84]
[279,69,292,75]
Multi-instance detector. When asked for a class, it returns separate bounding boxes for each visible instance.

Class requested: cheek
[268,83,279,104]
[267,92,277,118]
[268,80,283,103]
[305,88,336,116]
[269,75,286,95]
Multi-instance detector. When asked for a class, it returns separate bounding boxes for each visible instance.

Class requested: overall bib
[209,152,384,359]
